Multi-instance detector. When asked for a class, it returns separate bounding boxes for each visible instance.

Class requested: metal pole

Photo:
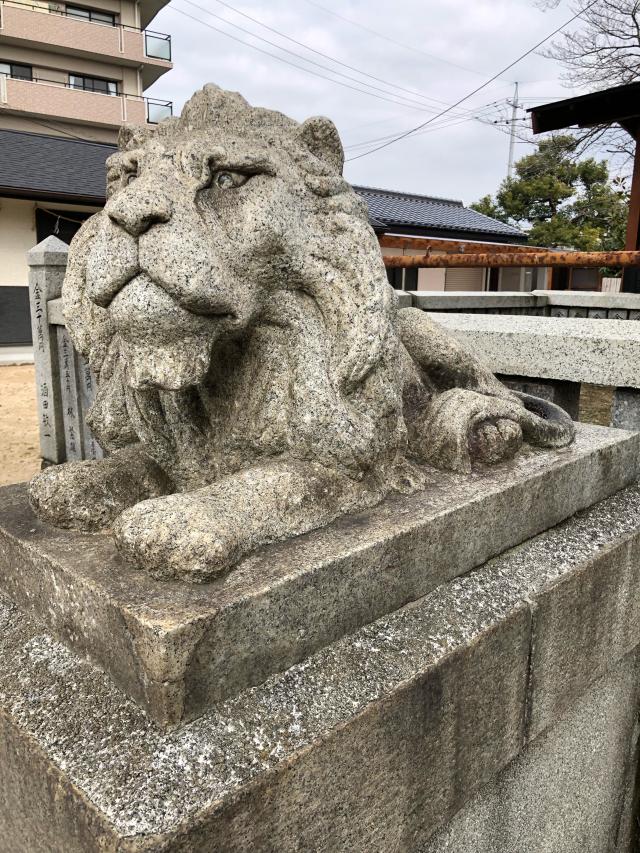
[507,82,519,179]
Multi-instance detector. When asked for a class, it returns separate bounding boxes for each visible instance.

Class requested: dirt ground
[0,366,616,490]
[0,364,40,487]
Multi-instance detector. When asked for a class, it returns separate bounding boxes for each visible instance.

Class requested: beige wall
[0,198,101,288]
[0,0,171,139]
[0,197,36,287]
[417,268,446,291]
[2,76,146,127]
[381,245,456,292]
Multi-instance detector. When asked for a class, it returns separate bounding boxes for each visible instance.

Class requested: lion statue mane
[29,84,575,582]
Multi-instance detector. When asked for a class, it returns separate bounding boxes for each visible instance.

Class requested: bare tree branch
[535,0,640,170]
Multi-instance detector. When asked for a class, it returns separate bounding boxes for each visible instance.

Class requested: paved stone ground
[0,365,39,487]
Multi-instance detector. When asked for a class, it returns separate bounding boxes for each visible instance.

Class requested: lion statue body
[29,84,575,582]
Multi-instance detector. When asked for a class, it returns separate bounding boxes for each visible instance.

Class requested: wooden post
[623,137,640,293]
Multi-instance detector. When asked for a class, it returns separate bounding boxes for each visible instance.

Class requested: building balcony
[0,74,172,128]
[0,0,172,88]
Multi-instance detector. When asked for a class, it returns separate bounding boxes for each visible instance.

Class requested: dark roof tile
[0,129,114,201]
[354,184,523,239]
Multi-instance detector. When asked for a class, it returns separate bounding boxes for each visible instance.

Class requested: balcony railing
[0,73,173,127]
[0,0,172,64]
[146,97,172,124]
[144,30,171,61]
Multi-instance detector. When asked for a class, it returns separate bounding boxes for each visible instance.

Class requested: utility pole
[507,81,519,179]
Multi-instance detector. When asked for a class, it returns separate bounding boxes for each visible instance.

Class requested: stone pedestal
[1,425,640,851]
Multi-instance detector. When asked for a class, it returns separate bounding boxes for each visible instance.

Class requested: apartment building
[0,0,173,349]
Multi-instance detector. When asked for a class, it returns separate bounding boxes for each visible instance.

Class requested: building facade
[0,0,172,348]
[355,185,548,293]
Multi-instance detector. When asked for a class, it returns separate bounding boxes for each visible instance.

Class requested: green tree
[470,134,628,250]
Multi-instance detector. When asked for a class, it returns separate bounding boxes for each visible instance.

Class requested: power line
[344,103,505,150]
[191,0,466,113]
[172,1,455,114]
[301,0,495,80]
[345,0,599,162]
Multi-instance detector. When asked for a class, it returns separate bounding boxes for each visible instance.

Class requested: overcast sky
[146,0,588,205]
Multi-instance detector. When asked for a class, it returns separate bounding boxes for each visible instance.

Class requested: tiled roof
[354,184,524,239]
[0,131,523,241]
[0,129,114,201]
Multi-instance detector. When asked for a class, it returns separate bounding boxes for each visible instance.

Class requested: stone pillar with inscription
[26,236,68,466]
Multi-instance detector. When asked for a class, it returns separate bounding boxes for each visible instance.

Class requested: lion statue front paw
[113,494,239,583]
[29,446,172,533]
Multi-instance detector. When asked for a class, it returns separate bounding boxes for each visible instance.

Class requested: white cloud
[146,0,595,203]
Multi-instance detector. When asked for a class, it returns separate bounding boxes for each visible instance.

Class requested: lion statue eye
[125,171,137,186]
[213,171,250,190]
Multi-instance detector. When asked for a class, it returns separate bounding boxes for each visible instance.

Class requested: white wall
[0,198,36,287]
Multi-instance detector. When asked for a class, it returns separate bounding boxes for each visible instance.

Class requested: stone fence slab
[410,289,640,318]
[427,311,640,389]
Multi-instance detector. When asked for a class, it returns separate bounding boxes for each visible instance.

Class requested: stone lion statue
[29,84,574,583]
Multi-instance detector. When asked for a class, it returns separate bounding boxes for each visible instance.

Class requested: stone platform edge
[2,481,640,851]
[0,423,638,728]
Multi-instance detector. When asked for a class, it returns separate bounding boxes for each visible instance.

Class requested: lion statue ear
[118,123,155,151]
[298,116,344,174]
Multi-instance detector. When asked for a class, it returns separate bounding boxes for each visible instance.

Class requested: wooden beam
[625,141,640,252]
[378,234,542,254]
[383,250,640,269]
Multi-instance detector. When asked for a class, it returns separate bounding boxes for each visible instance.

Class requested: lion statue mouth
[109,273,237,390]
[28,82,575,583]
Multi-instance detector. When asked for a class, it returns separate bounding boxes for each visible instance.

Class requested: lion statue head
[29,83,574,582]
[63,83,405,490]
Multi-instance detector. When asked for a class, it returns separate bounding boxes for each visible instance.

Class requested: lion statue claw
[28,84,574,583]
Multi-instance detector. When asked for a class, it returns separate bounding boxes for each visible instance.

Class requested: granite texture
[2,424,636,726]
[612,388,640,430]
[428,311,640,387]
[536,289,640,310]
[28,83,574,583]
[409,290,640,313]
[421,651,640,853]
[412,291,538,310]
[3,481,640,850]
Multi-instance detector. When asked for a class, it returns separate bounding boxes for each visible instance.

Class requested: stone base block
[423,651,640,853]
[0,425,637,727]
[2,482,640,851]
[612,387,640,430]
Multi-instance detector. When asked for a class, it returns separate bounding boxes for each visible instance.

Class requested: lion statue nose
[106,187,173,237]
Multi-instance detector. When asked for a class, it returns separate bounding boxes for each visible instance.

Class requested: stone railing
[427,311,640,430]
[409,289,640,320]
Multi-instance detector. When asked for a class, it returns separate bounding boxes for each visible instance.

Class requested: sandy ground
[0,366,615,490]
[0,365,40,486]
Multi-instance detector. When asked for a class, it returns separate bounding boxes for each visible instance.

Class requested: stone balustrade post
[27,236,69,466]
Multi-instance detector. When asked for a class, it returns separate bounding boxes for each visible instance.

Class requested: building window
[66,5,116,26]
[69,74,118,95]
[0,62,33,81]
